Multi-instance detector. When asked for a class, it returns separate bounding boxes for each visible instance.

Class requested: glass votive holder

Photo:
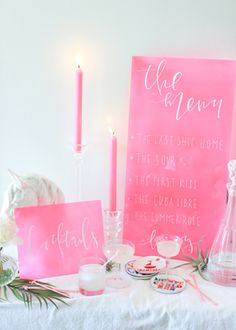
[103,210,123,244]
[79,257,106,296]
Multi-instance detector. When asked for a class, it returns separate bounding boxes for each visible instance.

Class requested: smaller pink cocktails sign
[15,201,104,279]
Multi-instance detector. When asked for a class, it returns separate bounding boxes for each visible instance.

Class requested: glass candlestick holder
[70,144,87,202]
[103,210,123,244]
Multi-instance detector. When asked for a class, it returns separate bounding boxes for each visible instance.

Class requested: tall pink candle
[109,132,117,211]
[75,64,83,153]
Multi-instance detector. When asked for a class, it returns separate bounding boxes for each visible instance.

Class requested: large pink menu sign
[15,201,104,279]
[124,56,236,257]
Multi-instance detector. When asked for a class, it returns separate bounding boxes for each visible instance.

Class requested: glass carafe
[208,160,236,286]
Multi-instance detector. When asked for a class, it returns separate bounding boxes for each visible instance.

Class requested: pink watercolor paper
[124,56,236,257]
[15,200,104,279]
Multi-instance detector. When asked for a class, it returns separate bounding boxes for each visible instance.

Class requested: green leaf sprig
[174,239,209,280]
[105,261,116,272]
[0,277,70,309]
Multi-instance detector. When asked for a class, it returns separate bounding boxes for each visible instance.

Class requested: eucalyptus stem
[0,262,4,275]
[0,248,4,275]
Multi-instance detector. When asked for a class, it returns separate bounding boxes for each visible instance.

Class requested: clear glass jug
[208,160,236,286]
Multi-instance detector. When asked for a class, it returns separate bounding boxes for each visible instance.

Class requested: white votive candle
[79,263,105,296]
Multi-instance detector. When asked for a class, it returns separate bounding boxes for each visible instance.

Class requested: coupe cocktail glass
[156,235,183,283]
[104,239,135,289]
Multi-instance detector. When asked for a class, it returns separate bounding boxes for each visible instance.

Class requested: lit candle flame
[108,127,115,135]
[76,55,82,68]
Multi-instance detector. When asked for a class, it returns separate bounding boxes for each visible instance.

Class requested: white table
[0,260,236,330]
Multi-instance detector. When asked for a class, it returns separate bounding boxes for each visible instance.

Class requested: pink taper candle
[75,63,83,153]
[109,132,117,211]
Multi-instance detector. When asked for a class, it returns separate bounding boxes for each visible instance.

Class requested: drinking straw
[185,278,218,306]
[30,281,71,298]
[102,250,119,269]
[190,273,205,302]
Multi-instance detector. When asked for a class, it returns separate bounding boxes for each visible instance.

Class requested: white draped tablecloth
[0,260,236,330]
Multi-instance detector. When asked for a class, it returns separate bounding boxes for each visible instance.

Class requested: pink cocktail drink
[157,240,181,258]
[104,242,135,265]
[103,239,135,289]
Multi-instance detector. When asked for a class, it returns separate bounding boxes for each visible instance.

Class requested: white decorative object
[0,218,19,247]
[0,170,64,220]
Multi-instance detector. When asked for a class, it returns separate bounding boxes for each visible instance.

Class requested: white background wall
[1,0,236,209]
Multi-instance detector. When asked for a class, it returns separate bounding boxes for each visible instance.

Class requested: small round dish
[133,256,165,275]
[125,260,156,280]
[150,274,186,294]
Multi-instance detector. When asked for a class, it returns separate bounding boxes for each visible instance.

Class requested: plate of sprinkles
[150,274,186,294]
[133,256,165,275]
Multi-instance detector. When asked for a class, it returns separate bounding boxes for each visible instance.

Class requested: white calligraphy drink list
[124,56,236,257]
[15,201,104,279]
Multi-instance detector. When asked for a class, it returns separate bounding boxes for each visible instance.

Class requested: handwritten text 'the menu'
[144,59,223,120]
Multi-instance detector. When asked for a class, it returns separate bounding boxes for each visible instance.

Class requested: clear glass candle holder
[103,210,123,244]
[69,143,88,202]
[78,257,106,296]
